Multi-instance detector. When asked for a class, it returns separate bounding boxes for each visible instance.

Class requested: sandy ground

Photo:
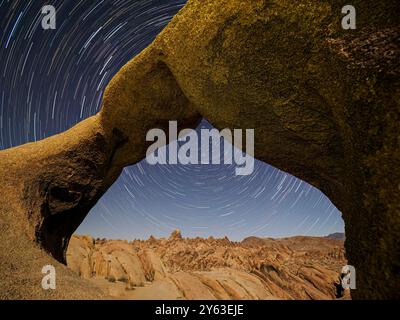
[90,278,184,300]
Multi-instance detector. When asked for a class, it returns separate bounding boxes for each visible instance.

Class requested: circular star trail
[0,0,344,240]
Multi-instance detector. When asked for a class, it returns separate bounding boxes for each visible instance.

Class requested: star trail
[0,0,344,241]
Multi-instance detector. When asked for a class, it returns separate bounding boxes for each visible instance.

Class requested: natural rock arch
[0,0,399,299]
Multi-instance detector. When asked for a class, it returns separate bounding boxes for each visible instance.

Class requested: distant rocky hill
[326,233,345,241]
[67,231,348,300]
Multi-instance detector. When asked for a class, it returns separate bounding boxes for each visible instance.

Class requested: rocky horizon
[76,230,346,243]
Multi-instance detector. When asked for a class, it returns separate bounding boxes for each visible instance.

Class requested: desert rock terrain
[67,231,348,300]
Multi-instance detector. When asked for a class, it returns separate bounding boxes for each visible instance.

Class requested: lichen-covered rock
[0,0,399,299]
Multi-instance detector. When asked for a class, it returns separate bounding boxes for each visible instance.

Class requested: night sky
[0,0,344,241]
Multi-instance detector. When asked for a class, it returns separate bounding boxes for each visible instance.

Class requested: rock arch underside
[0,0,399,299]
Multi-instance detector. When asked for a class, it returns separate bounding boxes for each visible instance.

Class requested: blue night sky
[0,0,344,241]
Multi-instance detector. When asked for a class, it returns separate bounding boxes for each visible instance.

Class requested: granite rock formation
[67,233,347,300]
[0,0,399,299]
